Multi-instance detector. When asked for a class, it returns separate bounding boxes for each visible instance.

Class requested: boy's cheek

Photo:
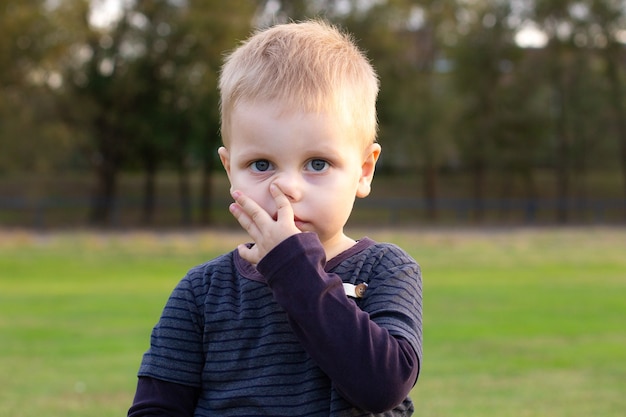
[235,188,271,213]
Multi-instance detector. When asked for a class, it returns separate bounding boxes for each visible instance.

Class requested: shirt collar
[235,237,375,283]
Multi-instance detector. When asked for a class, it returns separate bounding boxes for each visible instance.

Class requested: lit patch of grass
[1,227,625,416]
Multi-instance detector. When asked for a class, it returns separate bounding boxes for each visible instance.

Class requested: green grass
[1,227,625,416]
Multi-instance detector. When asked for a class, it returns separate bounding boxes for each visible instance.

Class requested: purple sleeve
[128,376,199,417]
[257,233,420,413]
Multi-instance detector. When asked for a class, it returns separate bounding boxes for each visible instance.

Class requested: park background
[1,0,625,227]
[1,1,625,416]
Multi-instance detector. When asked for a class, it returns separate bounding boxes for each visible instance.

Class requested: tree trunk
[522,169,537,223]
[603,44,626,206]
[471,159,486,223]
[177,155,192,226]
[553,85,570,224]
[89,154,118,226]
[497,168,513,222]
[141,152,158,226]
[88,124,124,226]
[422,161,437,220]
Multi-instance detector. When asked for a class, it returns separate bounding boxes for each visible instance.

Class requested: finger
[231,190,270,230]
[270,183,294,223]
[229,202,262,241]
[229,203,253,230]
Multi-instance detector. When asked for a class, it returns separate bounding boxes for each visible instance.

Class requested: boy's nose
[273,172,303,202]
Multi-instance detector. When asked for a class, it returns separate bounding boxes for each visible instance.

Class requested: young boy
[129,20,422,416]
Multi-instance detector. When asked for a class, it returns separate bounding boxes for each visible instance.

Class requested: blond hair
[219,20,379,146]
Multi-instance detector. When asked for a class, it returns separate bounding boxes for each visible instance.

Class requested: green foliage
[0,0,78,174]
[0,228,625,416]
[45,0,257,224]
[0,0,625,224]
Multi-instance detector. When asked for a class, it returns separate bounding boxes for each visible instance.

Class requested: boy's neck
[322,233,357,260]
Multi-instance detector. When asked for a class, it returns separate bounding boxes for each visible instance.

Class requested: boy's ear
[218,146,231,179]
[356,143,381,198]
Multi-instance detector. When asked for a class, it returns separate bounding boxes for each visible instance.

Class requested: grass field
[0,227,625,416]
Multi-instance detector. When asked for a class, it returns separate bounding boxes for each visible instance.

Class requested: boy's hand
[229,183,301,265]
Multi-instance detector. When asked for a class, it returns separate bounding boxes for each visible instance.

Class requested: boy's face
[219,100,380,253]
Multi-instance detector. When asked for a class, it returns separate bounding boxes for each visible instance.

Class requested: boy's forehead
[235,100,355,129]
[233,97,326,115]
[224,94,376,148]
[227,100,368,148]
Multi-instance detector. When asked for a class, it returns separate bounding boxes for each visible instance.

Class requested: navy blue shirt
[129,233,422,416]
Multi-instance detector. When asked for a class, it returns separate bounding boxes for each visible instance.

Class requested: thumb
[237,243,261,266]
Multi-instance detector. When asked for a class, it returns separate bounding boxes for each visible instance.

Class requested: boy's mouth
[293,218,307,231]
[272,213,305,226]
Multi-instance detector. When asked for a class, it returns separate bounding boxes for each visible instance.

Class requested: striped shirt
[135,233,422,416]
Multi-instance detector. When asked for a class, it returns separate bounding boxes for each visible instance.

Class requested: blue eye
[307,159,329,172]
[251,160,272,172]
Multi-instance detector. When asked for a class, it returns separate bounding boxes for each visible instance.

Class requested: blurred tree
[2,0,623,227]
[539,1,580,222]
[489,50,550,221]
[533,0,621,221]
[0,0,74,176]
[450,1,521,222]
[343,0,460,220]
[52,0,137,225]
[176,0,256,225]
[398,0,459,220]
[53,0,254,225]
[588,0,626,199]
[115,0,254,225]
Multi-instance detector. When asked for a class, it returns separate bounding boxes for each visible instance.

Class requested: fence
[354,197,626,224]
[1,196,624,228]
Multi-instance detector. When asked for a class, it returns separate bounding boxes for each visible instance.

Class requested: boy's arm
[128,376,200,417]
[257,233,421,413]
[128,272,205,416]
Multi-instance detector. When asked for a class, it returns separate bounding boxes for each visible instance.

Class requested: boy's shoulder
[182,249,239,284]
[343,238,418,267]
[331,238,420,283]
[363,239,413,257]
